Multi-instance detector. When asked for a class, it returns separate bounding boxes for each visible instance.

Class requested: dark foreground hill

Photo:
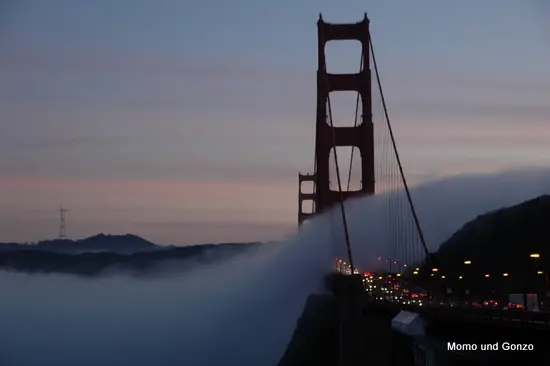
[0,234,263,276]
[414,195,550,294]
[432,194,550,272]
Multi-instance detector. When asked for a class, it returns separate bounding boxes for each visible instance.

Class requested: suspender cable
[346,52,364,192]
[369,33,433,268]
[326,91,355,272]
[321,33,355,273]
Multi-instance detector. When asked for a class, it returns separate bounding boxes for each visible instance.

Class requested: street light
[503,273,509,277]
[441,275,446,279]
[458,275,463,279]
[485,274,490,278]
[464,260,472,265]
[530,254,542,294]
[413,271,418,275]
[432,268,438,272]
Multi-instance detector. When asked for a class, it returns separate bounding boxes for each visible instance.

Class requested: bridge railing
[373,300,550,328]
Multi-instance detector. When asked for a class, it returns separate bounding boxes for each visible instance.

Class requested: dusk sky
[1,0,549,244]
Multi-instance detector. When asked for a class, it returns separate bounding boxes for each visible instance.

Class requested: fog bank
[0,218,334,366]
[328,168,550,269]
[2,168,550,365]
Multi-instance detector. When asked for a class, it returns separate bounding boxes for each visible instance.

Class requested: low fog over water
[1,168,550,366]
[0,221,334,366]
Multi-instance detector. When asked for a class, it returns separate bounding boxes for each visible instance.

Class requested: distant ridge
[0,233,264,276]
[0,233,159,254]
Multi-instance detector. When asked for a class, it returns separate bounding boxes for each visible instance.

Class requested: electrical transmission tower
[59,206,67,239]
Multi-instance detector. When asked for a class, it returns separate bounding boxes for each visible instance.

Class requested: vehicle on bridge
[507,302,525,311]
[506,293,539,311]
[481,299,499,309]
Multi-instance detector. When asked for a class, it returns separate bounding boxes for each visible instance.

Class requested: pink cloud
[0,177,297,221]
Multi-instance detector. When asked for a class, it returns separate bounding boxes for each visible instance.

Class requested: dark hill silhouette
[0,242,262,276]
[413,194,550,294]
[433,194,550,271]
[0,233,264,276]
[0,233,159,254]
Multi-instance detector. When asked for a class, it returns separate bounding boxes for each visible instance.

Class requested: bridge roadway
[279,274,550,365]
[338,264,550,327]
[367,291,550,364]
[371,299,550,329]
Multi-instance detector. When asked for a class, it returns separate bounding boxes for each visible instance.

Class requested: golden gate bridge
[285,13,550,366]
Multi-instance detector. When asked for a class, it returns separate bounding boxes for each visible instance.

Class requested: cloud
[393,100,550,121]
[326,167,550,269]
[0,154,304,184]
[1,168,550,365]
[449,74,550,95]
[0,45,305,80]
[20,136,127,150]
[0,214,334,366]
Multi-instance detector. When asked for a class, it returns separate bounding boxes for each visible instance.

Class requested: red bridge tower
[298,14,375,225]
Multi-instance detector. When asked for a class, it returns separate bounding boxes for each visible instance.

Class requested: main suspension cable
[369,33,433,267]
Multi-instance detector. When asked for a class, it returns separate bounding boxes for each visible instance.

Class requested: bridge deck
[372,300,550,330]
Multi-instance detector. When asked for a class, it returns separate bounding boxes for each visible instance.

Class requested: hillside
[432,195,550,271]
[416,195,550,294]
